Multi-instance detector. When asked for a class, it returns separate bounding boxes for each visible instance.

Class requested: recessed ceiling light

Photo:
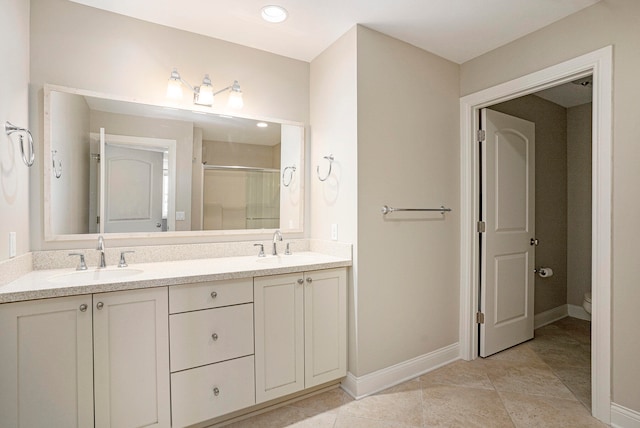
[261,5,288,23]
[257,122,269,128]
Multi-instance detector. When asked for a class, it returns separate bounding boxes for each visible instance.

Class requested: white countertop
[0,252,351,303]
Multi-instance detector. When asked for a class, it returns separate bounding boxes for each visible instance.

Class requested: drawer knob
[96,302,104,310]
[306,277,313,283]
[213,387,220,396]
[297,278,304,284]
[211,333,219,341]
[210,291,218,299]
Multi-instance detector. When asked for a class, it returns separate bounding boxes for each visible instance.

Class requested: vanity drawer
[169,278,253,313]
[170,303,254,372]
[171,355,255,428]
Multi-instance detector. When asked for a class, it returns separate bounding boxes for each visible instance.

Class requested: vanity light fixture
[166,68,243,109]
[261,5,288,23]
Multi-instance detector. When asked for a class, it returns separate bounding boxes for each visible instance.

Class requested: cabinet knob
[96,302,104,310]
[79,304,88,312]
[306,277,313,283]
[213,387,220,396]
[211,333,219,341]
[210,291,218,299]
[297,278,304,284]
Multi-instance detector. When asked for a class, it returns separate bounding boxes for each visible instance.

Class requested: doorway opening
[459,46,612,424]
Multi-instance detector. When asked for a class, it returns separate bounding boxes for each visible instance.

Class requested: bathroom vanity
[0,252,349,428]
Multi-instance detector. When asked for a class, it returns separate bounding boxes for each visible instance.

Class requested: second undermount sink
[48,268,144,285]
[255,253,320,265]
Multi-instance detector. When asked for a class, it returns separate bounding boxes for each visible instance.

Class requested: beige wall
[29,0,309,249]
[567,103,592,306]
[0,0,30,262]
[460,0,640,412]
[490,95,568,315]
[311,26,460,377]
[309,27,359,372]
[202,140,278,168]
[355,27,460,375]
[50,91,90,234]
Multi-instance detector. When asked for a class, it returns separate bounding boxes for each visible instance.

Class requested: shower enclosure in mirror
[44,85,304,240]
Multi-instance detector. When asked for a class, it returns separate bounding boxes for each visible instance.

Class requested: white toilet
[583,291,592,315]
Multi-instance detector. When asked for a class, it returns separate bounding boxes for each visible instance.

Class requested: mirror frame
[43,84,305,242]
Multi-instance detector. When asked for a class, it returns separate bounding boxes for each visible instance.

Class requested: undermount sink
[48,268,144,284]
[255,254,319,265]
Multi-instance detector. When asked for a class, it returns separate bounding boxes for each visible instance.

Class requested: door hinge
[477,129,486,142]
[476,312,485,324]
[96,216,100,225]
[477,221,486,233]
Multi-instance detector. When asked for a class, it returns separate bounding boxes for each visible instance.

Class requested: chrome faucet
[272,230,283,255]
[97,235,106,268]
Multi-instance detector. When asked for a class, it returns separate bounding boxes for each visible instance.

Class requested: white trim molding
[534,305,568,329]
[341,343,459,400]
[568,304,592,322]
[611,403,640,428]
[459,46,612,424]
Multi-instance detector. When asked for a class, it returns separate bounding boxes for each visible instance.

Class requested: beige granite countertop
[0,252,351,304]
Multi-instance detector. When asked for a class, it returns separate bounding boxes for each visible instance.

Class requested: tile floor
[223,317,604,427]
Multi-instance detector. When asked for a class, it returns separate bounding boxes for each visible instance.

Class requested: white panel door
[480,108,536,357]
[0,296,94,428]
[104,143,164,233]
[304,268,347,387]
[254,273,304,403]
[93,287,170,428]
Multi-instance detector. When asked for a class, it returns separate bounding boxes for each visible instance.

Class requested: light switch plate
[176,211,186,221]
[9,232,16,258]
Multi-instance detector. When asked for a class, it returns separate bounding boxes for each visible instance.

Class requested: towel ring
[52,150,62,178]
[282,165,296,187]
[5,121,35,167]
[317,154,334,182]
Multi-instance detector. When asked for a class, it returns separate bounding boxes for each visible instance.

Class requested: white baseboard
[568,304,592,322]
[534,305,568,329]
[341,343,459,400]
[611,403,640,428]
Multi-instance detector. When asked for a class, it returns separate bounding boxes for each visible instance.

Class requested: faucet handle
[119,250,135,268]
[285,243,292,255]
[254,243,266,257]
[69,253,87,271]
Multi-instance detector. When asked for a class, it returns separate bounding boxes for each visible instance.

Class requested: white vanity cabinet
[254,268,347,403]
[169,278,256,428]
[0,287,170,428]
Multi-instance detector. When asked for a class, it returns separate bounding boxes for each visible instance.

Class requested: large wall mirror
[44,85,304,240]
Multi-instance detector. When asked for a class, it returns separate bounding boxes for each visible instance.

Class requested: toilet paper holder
[534,267,554,277]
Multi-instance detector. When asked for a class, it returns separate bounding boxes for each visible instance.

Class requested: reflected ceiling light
[261,5,288,23]
[257,122,268,128]
[166,68,243,109]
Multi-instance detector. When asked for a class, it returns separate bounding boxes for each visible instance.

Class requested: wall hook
[5,121,35,167]
[52,150,62,178]
[282,165,296,187]
[316,154,334,181]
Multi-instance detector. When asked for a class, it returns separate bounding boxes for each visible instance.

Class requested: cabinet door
[93,287,170,428]
[304,268,347,387]
[0,295,94,428]
[254,273,304,403]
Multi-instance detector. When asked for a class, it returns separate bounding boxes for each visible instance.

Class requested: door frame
[458,46,612,423]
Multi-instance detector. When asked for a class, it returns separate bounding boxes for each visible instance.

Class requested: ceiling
[535,78,593,108]
[69,0,600,64]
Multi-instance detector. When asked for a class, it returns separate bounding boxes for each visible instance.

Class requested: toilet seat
[583,291,592,315]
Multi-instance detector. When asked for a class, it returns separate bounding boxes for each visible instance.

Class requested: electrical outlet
[9,232,16,258]
[331,224,338,241]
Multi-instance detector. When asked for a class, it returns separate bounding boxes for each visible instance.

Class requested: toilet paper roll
[538,267,554,278]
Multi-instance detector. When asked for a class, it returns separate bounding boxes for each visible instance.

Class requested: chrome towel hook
[282,165,296,187]
[52,150,62,178]
[5,121,35,167]
[317,154,334,181]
